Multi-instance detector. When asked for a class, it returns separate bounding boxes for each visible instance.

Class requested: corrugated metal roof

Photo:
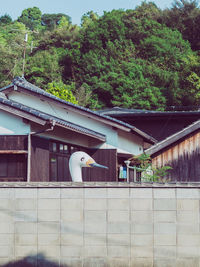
[0,77,156,143]
[0,96,106,141]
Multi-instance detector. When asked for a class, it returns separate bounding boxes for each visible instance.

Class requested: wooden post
[27,133,31,182]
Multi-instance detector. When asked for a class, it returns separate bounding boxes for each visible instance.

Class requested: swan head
[70,151,108,169]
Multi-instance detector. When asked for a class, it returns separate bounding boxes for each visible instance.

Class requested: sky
[1,0,174,25]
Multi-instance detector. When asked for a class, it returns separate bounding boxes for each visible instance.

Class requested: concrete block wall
[0,183,199,267]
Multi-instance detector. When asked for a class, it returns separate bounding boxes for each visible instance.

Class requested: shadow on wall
[1,253,69,267]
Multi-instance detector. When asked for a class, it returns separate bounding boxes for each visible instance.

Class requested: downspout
[27,120,56,182]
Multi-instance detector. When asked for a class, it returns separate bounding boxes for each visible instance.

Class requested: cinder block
[154,234,176,246]
[0,189,14,199]
[107,245,130,257]
[15,245,37,257]
[15,222,37,234]
[38,245,60,258]
[83,258,107,267]
[130,199,152,211]
[107,222,130,234]
[84,234,106,246]
[131,246,153,258]
[154,199,176,211]
[130,258,153,267]
[177,234,200,246]
[154,258,176,267]
[85,199,107,210]
[107,188,129,198]
[61,246,83,257]
[0,223,14,234]
[61,199,83,210]
[61,233,83,245]
[177,246,200,258]
[84,210,106,223]
[61,258,82,267]
[176,258,200,267]
[15,188,37,199]
[154,223,176,234]
[15,234,37,246]
[0,246,13,258]
[131,223,153,234]
[61,188,83,199]
[61,222,83,234]
[131,234,153,246]
[154,211,176,223]
[38,234,60,245]
[107,234,130,246]
[177,223,199,234]
[0,234,14,245]
[108,210,129,222]
[84,246,107,257]
[130,188,152,199]
[177,211,199,224]
[153,189,175,199]
[131,211,153,223]
[154,246,176,258]
[0,199,14,210]
[85,222,106,234]
[14,210,37,222]
[38,222,60,234]
[0,211,13,222]
[85,188,107,198]
[0,259,12,266]
[108,258,130,267]
[177,199,199,211]
[177,189,200,199]
[15,199,37,210]
[61,210,83,222]
[38,210,60,222]
[108,199,129,210]
[38,188,60,198]
[38,199,60,210]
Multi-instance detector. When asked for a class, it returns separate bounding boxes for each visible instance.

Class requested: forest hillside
[0,0,200,110]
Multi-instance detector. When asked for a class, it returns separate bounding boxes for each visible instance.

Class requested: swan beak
[86,159,108,169]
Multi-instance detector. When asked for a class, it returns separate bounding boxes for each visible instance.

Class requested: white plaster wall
[0,110,30,135]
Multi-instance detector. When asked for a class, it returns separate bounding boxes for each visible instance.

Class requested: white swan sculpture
[69,151,108,182]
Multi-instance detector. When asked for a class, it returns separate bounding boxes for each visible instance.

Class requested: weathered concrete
[0,182,199,266]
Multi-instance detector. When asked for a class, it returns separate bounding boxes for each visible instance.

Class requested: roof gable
[146,120,200,156]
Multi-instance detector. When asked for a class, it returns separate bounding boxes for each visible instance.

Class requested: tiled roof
[0,96,106,141]
[0,77,157,143]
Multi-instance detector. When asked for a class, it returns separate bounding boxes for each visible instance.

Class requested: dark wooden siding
[82,149,117,182]
[152,131,200,182]
[31,136,50,182]
[0,135,27,150]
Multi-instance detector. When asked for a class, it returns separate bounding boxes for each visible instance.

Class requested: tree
[41,13,71,29]
[0,14,12,25]
[46,81,78,104]
[18,7,42,30]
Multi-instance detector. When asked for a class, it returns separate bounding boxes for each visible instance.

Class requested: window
[0,154,27,181]
[49,141,80,181]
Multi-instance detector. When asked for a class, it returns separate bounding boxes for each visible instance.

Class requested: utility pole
[22,33,28,77]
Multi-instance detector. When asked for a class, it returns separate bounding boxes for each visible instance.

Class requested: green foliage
[46,82,78,104]
[0,14,12,25]
[41,13,71,29]
[18,7,42,30]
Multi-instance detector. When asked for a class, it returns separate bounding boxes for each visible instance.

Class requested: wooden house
[145,120,200,182]
[0,77,155,182]
[99,107,200,142]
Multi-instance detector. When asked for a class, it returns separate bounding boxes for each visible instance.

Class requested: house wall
[0,110,30,135]
[8,91,143,155]
[152,131,200,182]
[0,183,199,267]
